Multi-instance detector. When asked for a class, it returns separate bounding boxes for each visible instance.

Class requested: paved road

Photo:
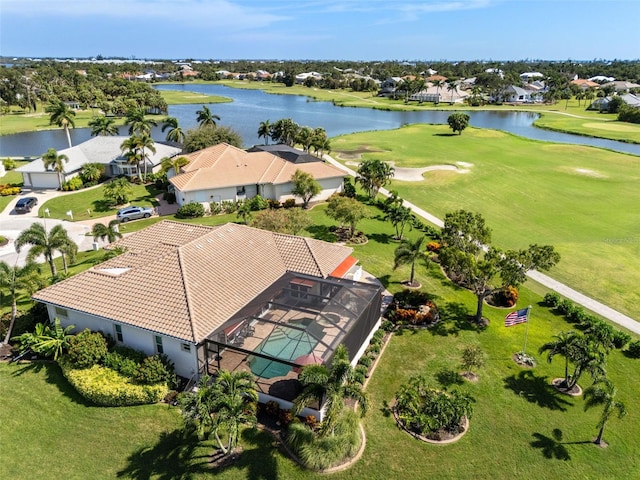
[322,154,640,335]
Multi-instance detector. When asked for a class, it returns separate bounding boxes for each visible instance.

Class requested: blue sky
[1,0,639,61]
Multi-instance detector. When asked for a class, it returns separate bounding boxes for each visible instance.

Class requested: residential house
[295,72,323,84]
[503,85,532,103]
[378,77,404,96]
[571,79,600,90]
[246,144,324,164]
[32,221,382,413]
[169,143,345,207]
[600,80,640,92]
[16,136,182,190]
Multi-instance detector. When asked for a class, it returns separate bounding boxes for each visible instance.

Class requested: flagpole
[522,306,532,354]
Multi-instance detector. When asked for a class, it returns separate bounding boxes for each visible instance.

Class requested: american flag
[505,307,530,327]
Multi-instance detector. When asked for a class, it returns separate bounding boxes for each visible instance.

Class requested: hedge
[59,357,168,406]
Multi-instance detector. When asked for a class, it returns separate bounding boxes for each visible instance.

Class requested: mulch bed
[552,378,582,396]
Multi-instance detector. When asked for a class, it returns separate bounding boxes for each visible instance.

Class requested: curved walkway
[322,154,640,335]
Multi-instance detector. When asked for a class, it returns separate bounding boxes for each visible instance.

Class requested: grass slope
[332,124,640,321]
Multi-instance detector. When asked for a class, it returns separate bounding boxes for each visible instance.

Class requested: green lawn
[332,124,640,321]
[0,161,27,212]
[38,183,161,221]
[157,88,231,105]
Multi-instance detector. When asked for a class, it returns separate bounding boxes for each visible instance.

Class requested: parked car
[14,197,38,213]
[116,205,154,222]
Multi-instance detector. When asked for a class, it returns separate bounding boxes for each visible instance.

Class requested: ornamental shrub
[103,345,146,378]
[59,357,168,406]
[0,186,21,196]
[134,354,176,386]
[66,330,108,368]
[282,198,296,209]
[543,292,560,308]
[61,177,83,191]
[556,299,575,316]
[249,194,269,211]
[626,340,640,358]
[176,202,205,219]
[612,330,631,349]
[2,158,16,170]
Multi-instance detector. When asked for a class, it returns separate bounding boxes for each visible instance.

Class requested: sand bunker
[344,160,472,181]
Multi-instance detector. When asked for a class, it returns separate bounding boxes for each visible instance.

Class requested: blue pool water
[248,327,317,379]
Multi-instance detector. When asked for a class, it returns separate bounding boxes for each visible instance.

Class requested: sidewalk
[322,154,640,335]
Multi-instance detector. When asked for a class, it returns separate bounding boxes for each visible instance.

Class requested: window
[54,307,68,318]
[114,324,123,342]
[181,343,191,353]
[236,186,246,195]
[290,279,313,300]
[155,335,164,354]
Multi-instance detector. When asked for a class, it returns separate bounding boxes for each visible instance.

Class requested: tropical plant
[291,169,321,208]
[91,220,123,244]
[15,318,74,360]
[161,117,185,143]
[45,100,76,148]
[395,374,474,438]
[135,133,156,179]
[88,115,119,136]
[393,236,431,287]
[257,120,271,145]
[583,378,627,446]
[59,236,78,275]
[540,332,606,389]
[292,344,367,437]
[0,261,41,344]
[180,371,258,456]
[66,329,109,368]
[356,158,394,198]
[80,162,104,184]
[270,118,299,146]
[125,106,157,136]
[42,148,69,188]
[15,223,73,277]
[160,155,189,177]
[236,202,253,225]
[195,105,220,128]
[103,177,133,206]
[385,202,413,240]
[183,125,242,152]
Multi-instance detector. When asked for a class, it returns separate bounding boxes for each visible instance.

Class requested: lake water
[1,83,639,157]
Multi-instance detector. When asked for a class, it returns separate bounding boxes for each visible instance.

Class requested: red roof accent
[329,256,358,279]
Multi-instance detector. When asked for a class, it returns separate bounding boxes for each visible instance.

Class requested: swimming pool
[248,326,318,379]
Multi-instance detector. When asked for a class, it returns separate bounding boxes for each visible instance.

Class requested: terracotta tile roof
[33,221,353,343]
[170,143,345,192]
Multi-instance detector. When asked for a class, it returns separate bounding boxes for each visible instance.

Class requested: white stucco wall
[45,304,198,379]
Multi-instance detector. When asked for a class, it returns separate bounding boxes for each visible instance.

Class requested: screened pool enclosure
[204,272,382,401]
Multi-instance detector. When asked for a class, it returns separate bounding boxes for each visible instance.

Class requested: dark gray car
[14,197,38,213]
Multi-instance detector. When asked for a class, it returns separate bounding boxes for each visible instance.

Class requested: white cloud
[1,0,290,28]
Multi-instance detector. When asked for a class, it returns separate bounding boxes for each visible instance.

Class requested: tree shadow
[433,133,458,137]
[435,368,464,388]
[376,274,391,289]
[429,302,481,336]
[117,428,211,480]
[91,199,114,213]
[196,428,281,480]
[367,232,392,244]
[306,225,338,243]
[530,430,571,460]
[11,361,95,406]
[503,371,573,411]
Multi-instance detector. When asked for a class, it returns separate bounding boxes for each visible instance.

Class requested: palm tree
[161,117,185,144]
[257,120,271,145]
[88,115,119,136]
[121,135,141,179]
[393,236,430,287]
[59,237,78,275]
[293,344,368,436]
[160,155,190,178]
[447,81,458,104]
[385,203,413,240]
[15,223,73,277]
[180,371,258,456]
[91,220,123,244]
[196,105,220,128]
[125,106,157,136]
[42,148,69,189]
[135,133,156,179]
[583,378,627,446]
[433,79,444,104]
[0,261,41,344]
[356,158,395,198]
[539,331,580,388]
[45,100,76,148]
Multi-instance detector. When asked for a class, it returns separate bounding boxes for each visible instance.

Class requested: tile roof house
[169,143,346,207]
[32,221,382,411]
[16,136,182,190]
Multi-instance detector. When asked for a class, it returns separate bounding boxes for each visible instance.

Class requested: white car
[116,206,154,222]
